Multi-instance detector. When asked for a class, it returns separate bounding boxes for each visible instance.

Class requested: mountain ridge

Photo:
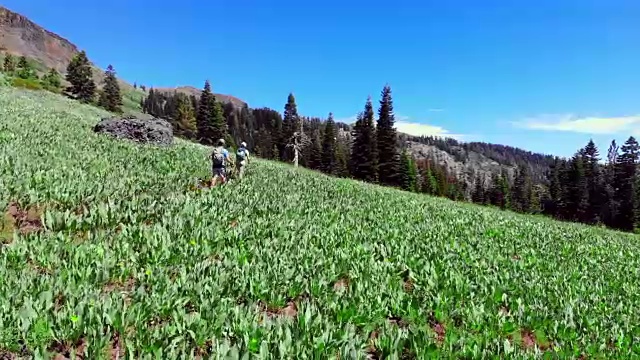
[0,5,245,107]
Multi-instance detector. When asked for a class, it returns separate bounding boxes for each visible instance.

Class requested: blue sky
[4,0,639,157]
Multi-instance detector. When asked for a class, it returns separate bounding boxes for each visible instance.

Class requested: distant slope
[401,134,555,191]
[154,85,247,109]
[0,5,244,107]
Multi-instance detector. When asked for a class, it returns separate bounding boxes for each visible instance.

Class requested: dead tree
[286,120,311,167]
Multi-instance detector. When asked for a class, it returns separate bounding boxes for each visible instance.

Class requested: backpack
[211,146,225,167]
[236,148,247,162]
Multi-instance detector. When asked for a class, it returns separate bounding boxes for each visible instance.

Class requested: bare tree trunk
[293,144,299,167]
[288,120,308,168]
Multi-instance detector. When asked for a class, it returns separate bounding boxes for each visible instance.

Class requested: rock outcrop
[93,116,173,146]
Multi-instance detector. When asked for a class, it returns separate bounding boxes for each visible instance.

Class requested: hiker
[211,138,232,186]
[235,141,251,180]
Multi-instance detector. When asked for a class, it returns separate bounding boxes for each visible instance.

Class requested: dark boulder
[93,116,173,146]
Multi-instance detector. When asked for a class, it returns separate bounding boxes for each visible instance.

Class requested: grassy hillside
[0,87,639,359]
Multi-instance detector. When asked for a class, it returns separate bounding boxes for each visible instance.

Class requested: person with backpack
[235,141,251,180]
[210,138,231,186]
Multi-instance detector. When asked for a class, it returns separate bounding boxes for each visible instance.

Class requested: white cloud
[513,113,640,135]
[395,121,466,140]
[335,113,467,140]
[428,108,445,112]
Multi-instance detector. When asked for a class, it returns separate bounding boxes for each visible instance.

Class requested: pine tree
[512,164,532,212]
[196,80,216,145]
[2,54,15,73]
[600,140,619,227]
[376,85,399,187]
[309,130,323,170]
[488,172,501,206]
[321,113,337,174]
[407,154,417,191]
[66,50,96,103]
[282,93,300,161]
[334,140,350,178]
[499,168,511,210]
[41,68,62,92]
[472,173,485,204]
[489,170,510,209]
[399,149,417,191]
[173,93,197,139]
[582,139,602,224]
[614,136,639,231]
[635,174,640,231]
[16,56,36,79]
[97,65,123,113]
[562,152,589,221]
[350,96,378,182]
[420,164,438,195]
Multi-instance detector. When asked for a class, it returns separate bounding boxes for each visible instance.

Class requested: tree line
[7,50,638,233]
[64,50,123,113]
[1,53,62,92]
[142,80,639,233]
[2,50,125,114]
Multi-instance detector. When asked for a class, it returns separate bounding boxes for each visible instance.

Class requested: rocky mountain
[0,5,244,106]
[401,134,556,192]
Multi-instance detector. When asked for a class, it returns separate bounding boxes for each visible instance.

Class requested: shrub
[11,77,42,90]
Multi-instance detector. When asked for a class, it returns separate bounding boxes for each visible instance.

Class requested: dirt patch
[0,349,21,360]
[54,292,65,311]
[194,340,214,359]
[72,231,90,244]
[102,277,136,305]
[399,269,414,293]
[512,254,521,260]
[508,329,553,351]
[258,300,299,323]
[147,314,172,329]
[428,314,445,344]
[26,258,52,275]
[229,219,238,228]
[103,277,136,293]
[48,338,87,359]
[499,305,510,316]
[105,332,125,360]
[275,301,298,318]
[433,322,446,343]
[365,330,380,360]
[333,276,349,292]
[521,330,536,349]
[189,178,214,192]
[184,300,197,313]
[387,316,409,329]
[402,279,414,293]
[0,202,44,237]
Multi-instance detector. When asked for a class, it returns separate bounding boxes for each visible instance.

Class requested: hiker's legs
[211,167,226,186]
[236,164,245,180]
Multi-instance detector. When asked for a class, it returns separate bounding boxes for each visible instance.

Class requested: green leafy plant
[0,86,639,358]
